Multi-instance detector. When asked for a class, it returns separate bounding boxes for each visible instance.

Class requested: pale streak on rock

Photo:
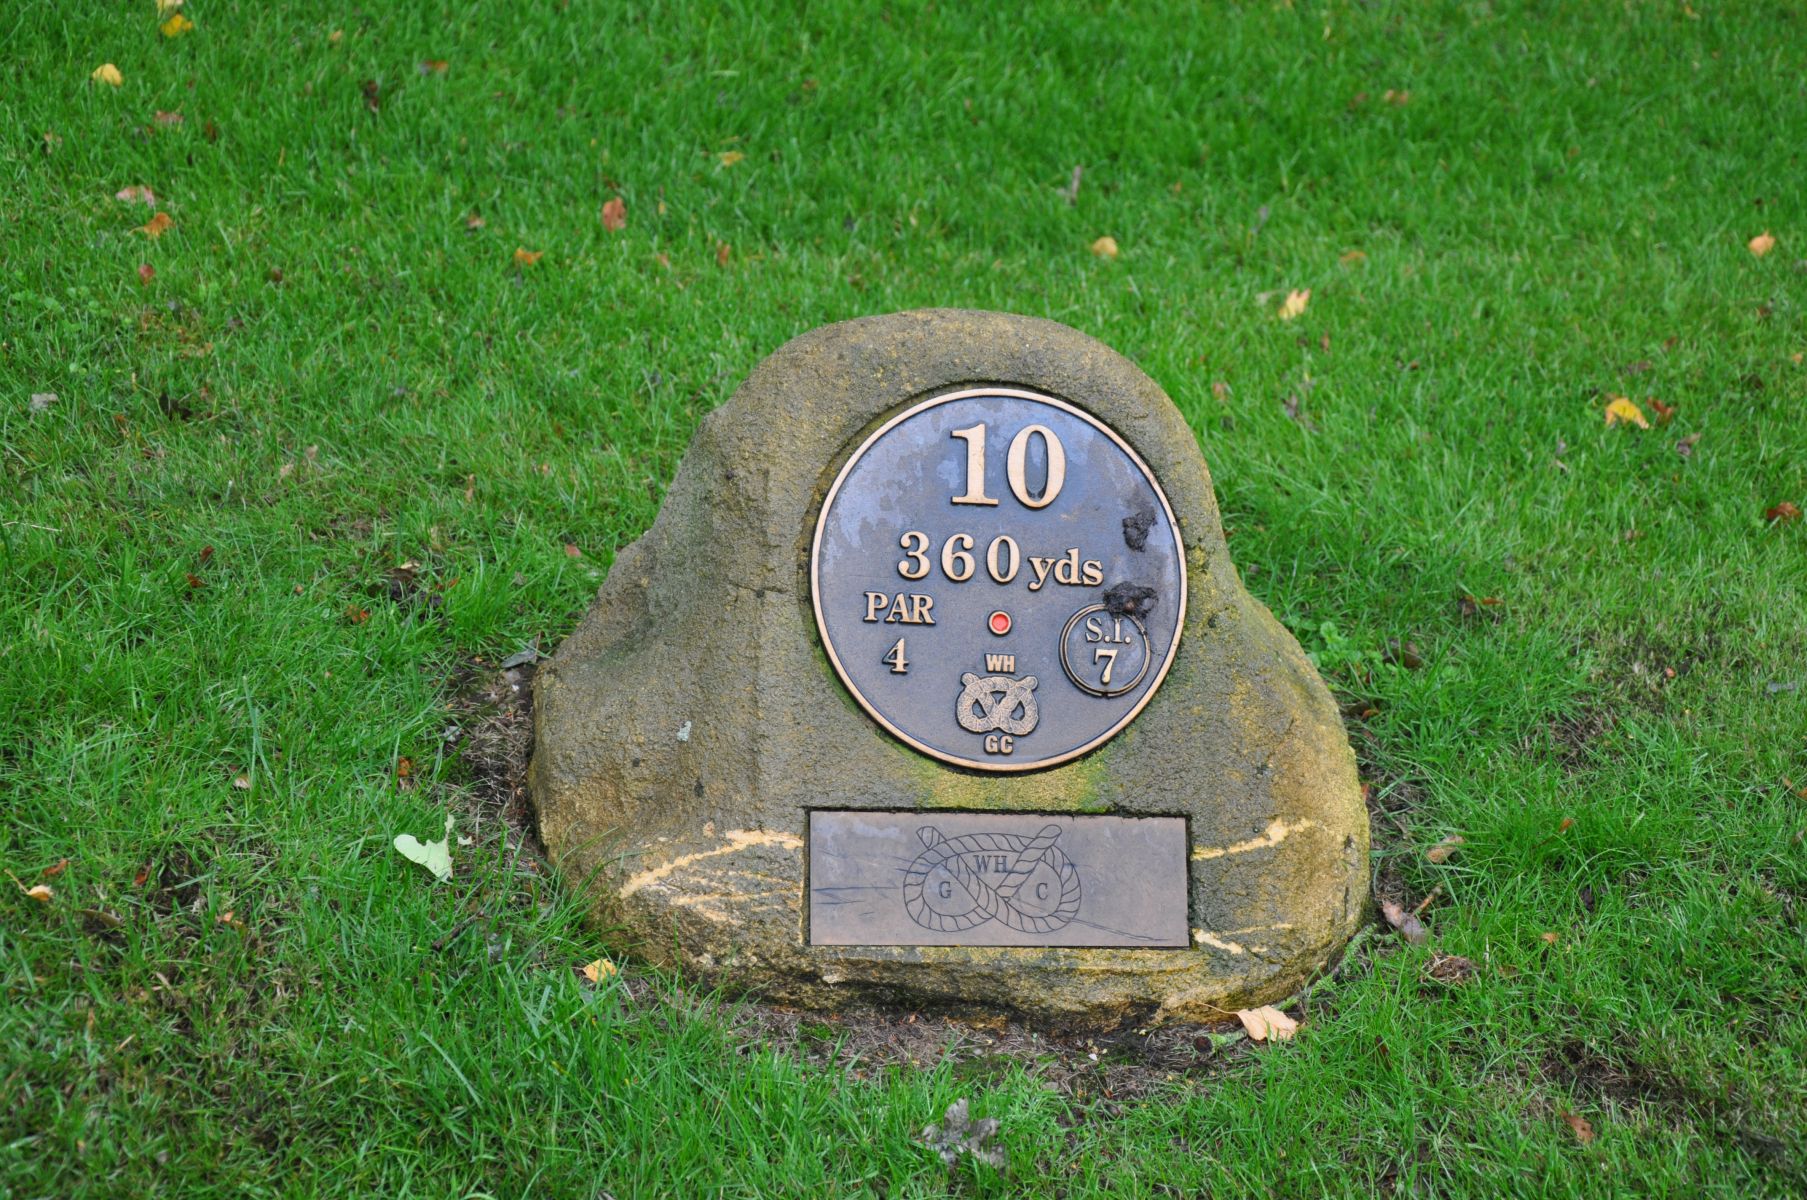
[1192,930,1248,955]
[1191,818,1318,861]
[671,888,789,923]
[618,829,804,899]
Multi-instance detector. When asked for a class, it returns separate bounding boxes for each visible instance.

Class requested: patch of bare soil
[1540,1036,1804,1182]
[446,655,541,854]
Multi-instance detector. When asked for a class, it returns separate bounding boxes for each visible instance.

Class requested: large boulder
[530,309,1368,1026]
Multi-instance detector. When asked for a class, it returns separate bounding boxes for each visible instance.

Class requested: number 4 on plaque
[883,637,909,675]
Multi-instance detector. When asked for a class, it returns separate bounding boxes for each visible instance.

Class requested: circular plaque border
[809,386,1188,772]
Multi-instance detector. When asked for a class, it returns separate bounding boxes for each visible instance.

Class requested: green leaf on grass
[394,815,455,882]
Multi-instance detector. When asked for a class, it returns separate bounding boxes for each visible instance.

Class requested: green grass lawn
[5,1,1806,1195]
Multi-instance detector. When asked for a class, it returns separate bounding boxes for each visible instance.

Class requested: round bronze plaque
[811,388,1187,771]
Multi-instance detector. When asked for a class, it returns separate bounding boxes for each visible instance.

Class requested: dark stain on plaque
[1102,582,1158,620]
[1122,505,1156,551]
[808,811,1189,948]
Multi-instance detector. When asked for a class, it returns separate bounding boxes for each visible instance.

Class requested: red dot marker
[988,610,1012,636]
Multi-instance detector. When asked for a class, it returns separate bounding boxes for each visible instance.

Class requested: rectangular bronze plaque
[808,811,1188,948]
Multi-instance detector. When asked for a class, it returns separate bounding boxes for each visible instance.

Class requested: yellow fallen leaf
[1338,249,1367,265]
[1604,395,1649,429]
[26,884,53,903]
[139,212,173,238]
[581,958,617,983]
[513,247,543,266]
[1090,235,1119,259]
[91,63,124,87]
[1236,1005,1298,1042]
[1277,289,1310,321]
[160,13,194,37]
[717,150,745,168]
[1748,231,1776,258]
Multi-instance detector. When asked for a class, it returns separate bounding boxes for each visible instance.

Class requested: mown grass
[4,1,1806,1196]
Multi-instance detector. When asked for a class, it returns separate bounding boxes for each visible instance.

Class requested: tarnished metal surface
[808,811,1189,947]
[811,389,1186,771]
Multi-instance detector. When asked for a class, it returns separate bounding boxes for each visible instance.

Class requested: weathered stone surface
[530,309,1368,1026]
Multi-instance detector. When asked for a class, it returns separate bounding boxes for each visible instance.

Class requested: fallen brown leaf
[41,858,71,879]
[513,247,543,266]
[346,605,370,624]
[1382,88,1411,105]
[1384,638,1424,670]
[361,80,381,112]
[115,185,157,207]
[716,241,731,268]
[1560,1110,1596,1144]
[1090,235,1119,259]
[1676,432,1700,459]
[1766,501,1801,524]
[153,110,184,127]
[137,264,155,285]
[419,59,449,74]
[1423,952,1477,985]
[601,196,627,232]
[1236,1006,1298,1042]
[1647,397,1676,424]
[1426,834,1465,864]
[464,212,485,231]
[139,212,173,238]
[233,773,251,790]
[564,543,582,558]
[1748,231,1776,258]
[1541,931,1560,945]
[1339,249,1367,265]
[1380,899,1428,944]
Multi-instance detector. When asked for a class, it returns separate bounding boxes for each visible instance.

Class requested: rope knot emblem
[955,672,1040,736]
[902,824,1082,934]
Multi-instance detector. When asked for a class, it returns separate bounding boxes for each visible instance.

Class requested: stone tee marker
[531,309,1368,1025]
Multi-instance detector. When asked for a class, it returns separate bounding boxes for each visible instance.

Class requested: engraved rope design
[902,825,1082,934]
[955,673,1040,736]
